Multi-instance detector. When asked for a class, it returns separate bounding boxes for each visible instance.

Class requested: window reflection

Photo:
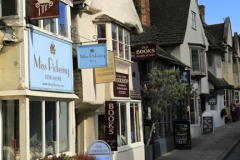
[59,102,69,153]
[59,2,68,37]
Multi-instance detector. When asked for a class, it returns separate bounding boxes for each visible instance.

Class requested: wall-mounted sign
[105,101,118,151]
[114,72,129,97]
[94,52,116,84]
[208,96,217,105]
[173,121,191,148]
[30,0,59,21]
[60,0,73,7]
[77,43,108,69]
[87,140,112,160]
[29,29,73,93]
[180,70,191,87]
[134,43,157,60]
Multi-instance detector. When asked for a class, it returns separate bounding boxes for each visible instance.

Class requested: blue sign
[77,44,108,69]
[29,29,73,93]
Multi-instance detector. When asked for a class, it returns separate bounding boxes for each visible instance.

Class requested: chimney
[199,5,205,24]
[133,0,150,25]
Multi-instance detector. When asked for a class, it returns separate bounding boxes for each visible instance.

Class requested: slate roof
[150,0,191,45]
[130,90,142,100]
[204,29,226,53]
[205,24,224,44]
[208,70,233,89]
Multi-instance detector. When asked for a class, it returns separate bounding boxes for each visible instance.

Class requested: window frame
[190,96,199,125]
[96,23,131,61]
[29,99,71,158]
[96,100,143,152]
[27,1,72,41]
[190,47,206,75]
[190,48,200,72]
[191,11,196,29]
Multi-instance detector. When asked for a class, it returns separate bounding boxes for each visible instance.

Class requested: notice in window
[114,72,129,97]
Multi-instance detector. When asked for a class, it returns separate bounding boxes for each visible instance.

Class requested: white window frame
[0,0,18,17]
[235,91,239,104]
[96,23,131,61]
[27,1,71,41]
[95,100,143,152]
[190,96,199,125]
[29,99,74,157]
[191,11,196,29]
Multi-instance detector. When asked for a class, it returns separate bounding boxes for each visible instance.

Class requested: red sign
[105,101,118,151]
[114,72,129,97]
[135,43,157,60]
[30,0,59,21]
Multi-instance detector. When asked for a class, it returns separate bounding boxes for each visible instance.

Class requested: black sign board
[134,43,157,60]
[173,121,191,147]
[179,70,191,87]
[203,116,213,133]
[105,101,118,151]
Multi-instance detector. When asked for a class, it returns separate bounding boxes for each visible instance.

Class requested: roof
[208,70,233,89]
[205,24,224,44]
[150,0,191,45]
[93,14,131,31]
[130,90,142,100]
[204,29,226,53]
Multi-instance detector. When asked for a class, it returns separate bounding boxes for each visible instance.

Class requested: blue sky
[198,0,240,35]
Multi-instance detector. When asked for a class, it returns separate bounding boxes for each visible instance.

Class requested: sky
[198,0,240,36]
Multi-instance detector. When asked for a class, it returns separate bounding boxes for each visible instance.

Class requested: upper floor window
[207,55,213,68]
[27,1,70,39]
[96,24,131,60]
[191,11,196,29]
[228,50,232,63]
[191,49,200,71]
[221,53,226,62]
[190,47,206,75]
[0,0,17,17]
[233,59,238,73]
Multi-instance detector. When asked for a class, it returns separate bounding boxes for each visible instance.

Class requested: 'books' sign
[134,43,157,60]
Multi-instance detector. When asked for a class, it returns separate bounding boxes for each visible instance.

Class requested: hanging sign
[77,43,108,69]
[28,29,73,93]
[94,52,116,84]
[87,140,112,160]
[105,101,118,151]
[180,70,191,87]
[134,43,157,60]
[114,72,129,97]
[30,0,60,21]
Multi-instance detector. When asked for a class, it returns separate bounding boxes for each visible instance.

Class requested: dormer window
[191,11,196,29]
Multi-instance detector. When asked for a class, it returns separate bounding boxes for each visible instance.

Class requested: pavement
[155,120,240,160]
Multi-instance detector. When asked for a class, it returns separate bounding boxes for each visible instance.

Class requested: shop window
[26,1,70,38]
[190,97,198,124]
[2,100,19,160]
[98,115,106,141]
[30,100,69,160]
[0,0,17,17]
[130,103,141,143]
[235,92,239,104]
[117,103,127,146]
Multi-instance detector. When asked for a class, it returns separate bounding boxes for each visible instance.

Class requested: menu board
[203,116,213,133]
[174,121,190,145]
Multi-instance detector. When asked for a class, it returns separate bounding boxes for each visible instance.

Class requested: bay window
[191,49,200,71]
[30,100,69,160]
[190,47,206,75]
[27,1,70,39]
[96,23,131,60]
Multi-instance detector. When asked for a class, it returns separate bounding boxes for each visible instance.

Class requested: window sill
[114,142,144,153]
[27,24,72,43]
[0,15,19,20]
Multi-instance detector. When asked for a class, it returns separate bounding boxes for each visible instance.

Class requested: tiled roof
[204,29,225,53]
[205,24,224,44]
[150,0,191,45]
[130,90,142,100]
[93,14,131,31]
[208,70,233,89]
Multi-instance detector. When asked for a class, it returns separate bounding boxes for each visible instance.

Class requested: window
[233,59,238,73]
[130,103,141,143]
[221,53,225,62]
[30,100,69,160]
[0,0,17,17]
[235,92,239,104]
[2,100,19,160]
[224,90,226,106]
[27,1,70,38]
[207,55,213,67]
[191,11,196,29]
[191,49,200,71]
[228,50,232,63]
[190,96,199,124]
[217,55,221,68]
[117,103,127,146]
